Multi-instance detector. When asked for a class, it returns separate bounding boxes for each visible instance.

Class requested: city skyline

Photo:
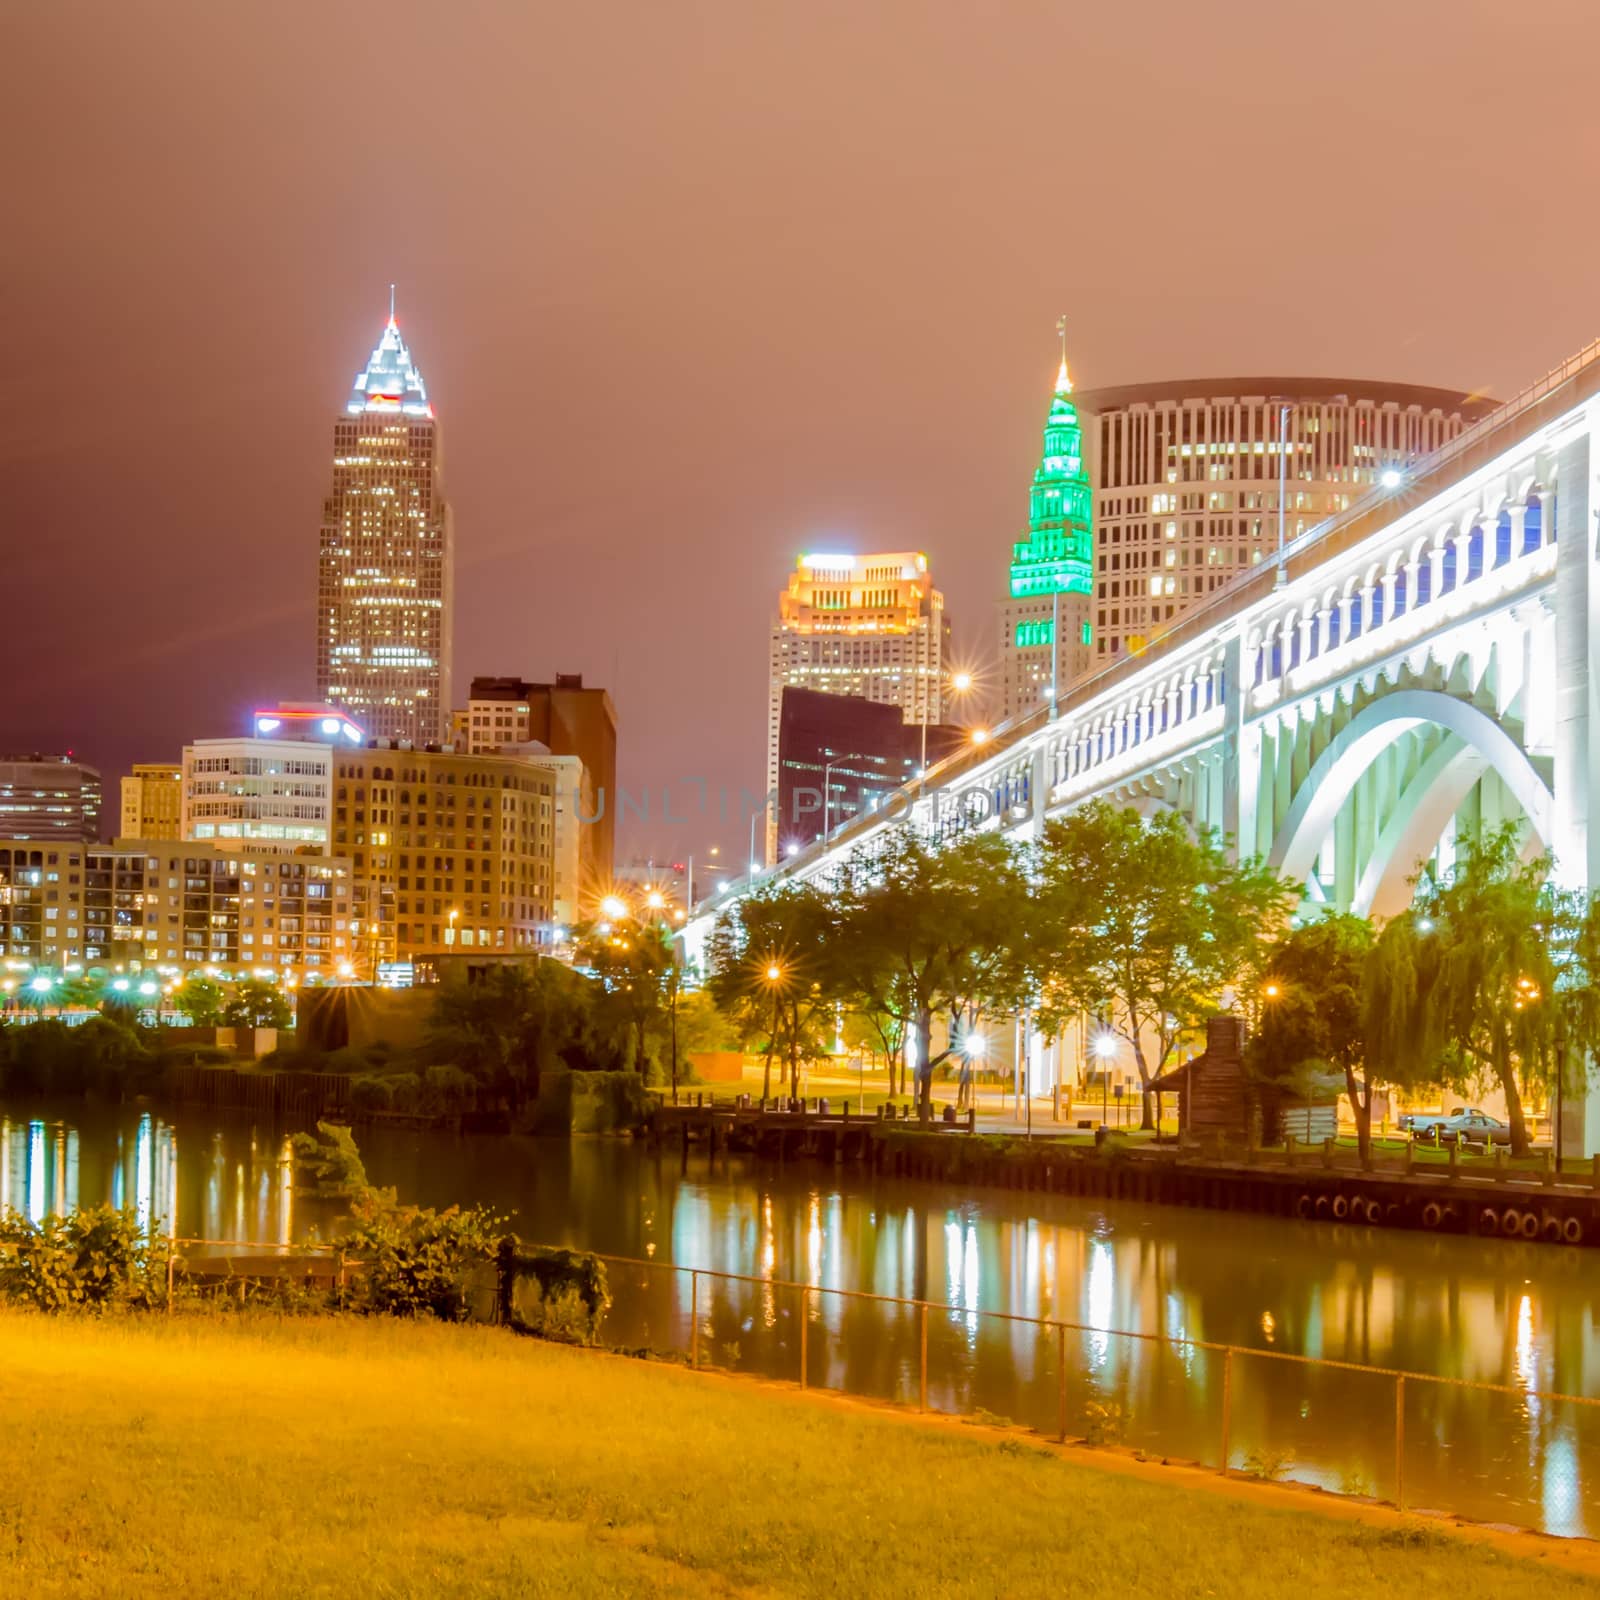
[10,6,1600,862]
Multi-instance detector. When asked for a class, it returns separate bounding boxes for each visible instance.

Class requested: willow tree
[1368,825,1600,1157]
[1032,801,1294,1130]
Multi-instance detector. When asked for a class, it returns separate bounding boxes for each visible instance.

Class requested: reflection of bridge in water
[690,339,1600,1154]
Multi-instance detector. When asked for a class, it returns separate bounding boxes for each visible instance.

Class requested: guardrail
[584,1250,1599,1539]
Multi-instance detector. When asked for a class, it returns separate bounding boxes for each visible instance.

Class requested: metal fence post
[800,1286,809,1389]
[1394,1375,1405,1510]
[1057,1323,1067,1442]
[1219,1347,1233,1476]
[690,1270,699,1370]
[919,1303,928,1411]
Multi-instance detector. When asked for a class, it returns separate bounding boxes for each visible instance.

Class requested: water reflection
[0,1098,1595,1533]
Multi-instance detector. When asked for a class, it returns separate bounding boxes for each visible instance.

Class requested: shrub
[496,1239,611,1344]
[343,1195,504,1321]
[291,1121,377,1199]
[348,1075,393,1112]
[421,1063,476,1113]
[0,1206,162,1312]
[385,1072,422,1113]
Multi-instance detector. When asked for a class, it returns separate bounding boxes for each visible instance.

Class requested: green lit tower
[998,334,1095,722]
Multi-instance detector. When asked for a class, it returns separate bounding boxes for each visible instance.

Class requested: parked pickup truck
[1399,1108,1512,1146]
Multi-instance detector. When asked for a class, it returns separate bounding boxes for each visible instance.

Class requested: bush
[0,1206,163,1312]
[496,1239,611,1344]
[421,1063,477,1113]
[348,1075,393,1112]
[291,1122,377,1199]
[385,1072,422,1113]
[343,1195,504,1321]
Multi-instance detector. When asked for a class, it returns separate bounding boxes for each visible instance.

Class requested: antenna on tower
[1056,314,1067,364]
[1053,315,1072,394]
[389,283,397,323]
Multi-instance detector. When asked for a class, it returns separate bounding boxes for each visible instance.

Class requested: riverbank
[1,1311,1592,1598]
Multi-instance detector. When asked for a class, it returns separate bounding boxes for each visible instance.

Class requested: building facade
[1073,376,1497,667]
[0,839,377,976]
[766,552,948,862]
[456,673,617,898]
[316,307,453,745]
[329,743,557,964]
[0,756,102,843]
[119,764,182,841]
[776,686,967,855]
[181,738,334,854]
[997,356,1096,724]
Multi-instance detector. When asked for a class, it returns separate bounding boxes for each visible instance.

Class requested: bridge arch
[1267,688,1553,901]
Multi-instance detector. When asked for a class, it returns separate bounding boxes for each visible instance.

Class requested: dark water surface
[4,1098,1596,1533]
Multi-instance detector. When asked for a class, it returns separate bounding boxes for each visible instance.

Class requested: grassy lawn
[1,1313,1593,1598]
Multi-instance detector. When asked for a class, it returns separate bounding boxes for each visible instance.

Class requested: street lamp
[446,907,461,946]
[761,960,784,1105]
[970,728,991,746]
[921,668,976,779]
[600,894,629,921]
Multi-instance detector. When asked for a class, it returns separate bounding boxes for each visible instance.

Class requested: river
[3,1098,1595,1535]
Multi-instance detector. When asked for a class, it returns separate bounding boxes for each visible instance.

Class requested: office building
[0,755,102,843]
[1074,375,1497,667]
[119,764,182,841]
[997,352,1096,724]
[775,687,967,855]
[316,302,453,744]
[329,742,558,964]
[181,738,334,854]
[0,839,380,976]
[456,674,617,897]
[767,552,948,861]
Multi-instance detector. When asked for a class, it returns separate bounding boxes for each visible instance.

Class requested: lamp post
[761,960,784,1105]
[921,669,975,783]
[1274,399,1292,588]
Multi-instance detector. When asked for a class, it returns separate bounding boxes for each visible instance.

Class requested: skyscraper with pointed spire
[997,341,1095,723]
[315,298,453,744]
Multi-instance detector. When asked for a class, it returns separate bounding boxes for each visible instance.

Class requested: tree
[1249,914,1376,1159]
[1032,802,1294,1130]
[706,880,836,1102]
[1368,826,1600,1157]
[575,916,672,1078]
[173,975,225,1027]
[428,960,596,1106]
[222,979,293,1030]
[832,831,1028,1121]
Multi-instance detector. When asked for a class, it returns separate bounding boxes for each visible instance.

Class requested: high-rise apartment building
[766,552,948,862]
[997,355,1095,724]
[0,755,102,843]
[329,743,558,963]
[456,674,617,897]
[316,304,453,744]
[0,839,376,976]
[119,764,182,840]
[1074,376,1496,667]
[181,738,334,854]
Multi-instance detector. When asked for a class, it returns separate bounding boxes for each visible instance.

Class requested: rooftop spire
[346,296,431,417]
[1055,314,1072,394]
[389,282,396,325]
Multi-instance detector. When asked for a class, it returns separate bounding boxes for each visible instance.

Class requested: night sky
[9,1,1600,861]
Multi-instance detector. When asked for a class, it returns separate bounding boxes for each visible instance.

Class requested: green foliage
[0,1206,162,1312]
[0,1015,157,1096]
[427,959,600,1103]
[173,975,226,1026]
[1030,802,1294,1126]
[1366,825,1600,1155]
[1252,913,1377,1153]
[290,1121,376,1198]
[497,1238,611,1344]
[221,978,293,1030]
[342,1193,505,1321]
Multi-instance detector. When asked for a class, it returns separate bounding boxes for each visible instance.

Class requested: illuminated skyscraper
[766,551,948,863]
[997,348,1095,724]
[316,301,453,744]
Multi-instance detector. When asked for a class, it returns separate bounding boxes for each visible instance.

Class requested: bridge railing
[591,1249,1599,1540]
